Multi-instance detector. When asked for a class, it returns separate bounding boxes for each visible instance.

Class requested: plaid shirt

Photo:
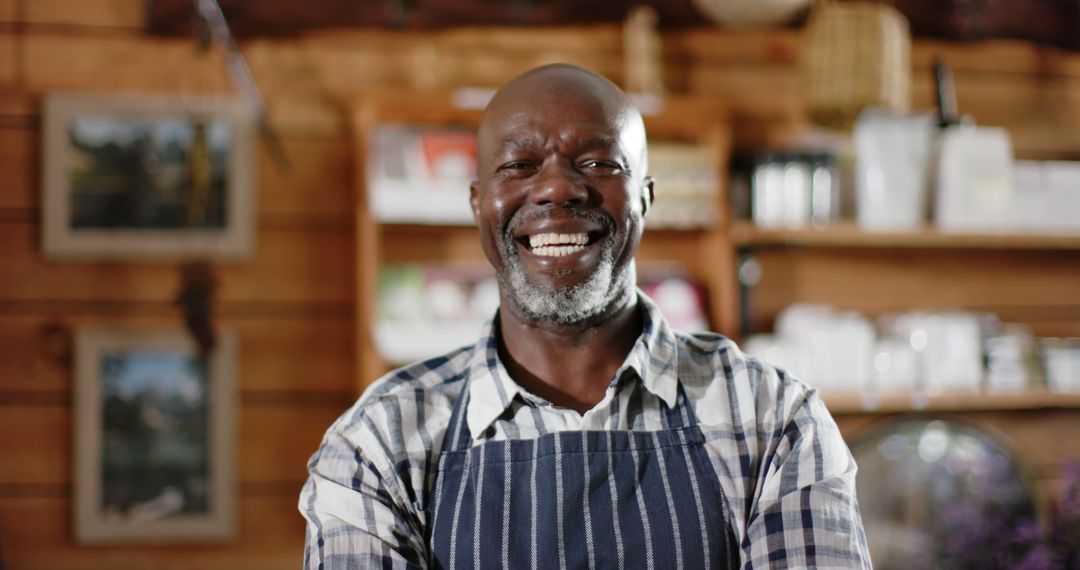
[300,294,871,569]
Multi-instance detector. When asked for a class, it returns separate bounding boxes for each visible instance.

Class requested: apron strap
[660,381,699,430]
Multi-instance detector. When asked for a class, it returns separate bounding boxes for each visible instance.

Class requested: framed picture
[42,93,257,259]
[73,328,237,543]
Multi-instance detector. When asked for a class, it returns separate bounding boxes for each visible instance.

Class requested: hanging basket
[692,0,812,27]
[799,1,912,130]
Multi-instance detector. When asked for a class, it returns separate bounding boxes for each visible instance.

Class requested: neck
[497,291,643,414]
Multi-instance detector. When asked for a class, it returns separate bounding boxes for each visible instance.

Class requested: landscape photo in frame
[42,94,256,259]
[73,328,236,543]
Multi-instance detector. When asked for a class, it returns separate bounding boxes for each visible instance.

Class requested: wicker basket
[799,1,912,130]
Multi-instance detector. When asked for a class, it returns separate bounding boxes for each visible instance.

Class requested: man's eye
[581,160,623,173]
[498,161,536,171]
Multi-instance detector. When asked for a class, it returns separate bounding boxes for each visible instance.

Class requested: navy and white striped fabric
[428,377,739,569]
[300,293,872,569]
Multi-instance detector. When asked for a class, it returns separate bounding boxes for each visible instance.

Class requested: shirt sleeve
[299,414,428,569]
[741,389,872,569]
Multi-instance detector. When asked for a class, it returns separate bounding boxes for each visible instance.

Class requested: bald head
[477,64,648,176]
[483,64,634,121]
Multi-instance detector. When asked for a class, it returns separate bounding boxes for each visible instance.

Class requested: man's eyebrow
[496,136,623,152]
[580,136,621,150]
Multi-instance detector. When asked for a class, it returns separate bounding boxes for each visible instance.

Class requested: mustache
[501,205,614,246]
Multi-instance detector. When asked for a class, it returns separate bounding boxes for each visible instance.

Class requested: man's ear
[641,176,655,217]
[470,181,481,223]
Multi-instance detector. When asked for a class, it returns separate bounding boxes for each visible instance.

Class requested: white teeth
[527,232,589,249]
[532,245,586,257]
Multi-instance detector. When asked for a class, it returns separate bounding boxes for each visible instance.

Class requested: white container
[922,313,984,394]
[935,125,1015,232]
[1043,161,1080,233]
[881,311,983,395]
[869,337,920,395]
[824,312,876,394]
[1011,160,1045,231]
[984,327,1036,393]
[810,154,840,227]
[773,304,875,393]
[782,159,812,228]
[775,303,835,340]
[854,109,935,230]
[752,156,787,228]
[1043,338,1080,393]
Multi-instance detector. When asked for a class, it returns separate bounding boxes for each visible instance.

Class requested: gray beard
[496,221,635,326]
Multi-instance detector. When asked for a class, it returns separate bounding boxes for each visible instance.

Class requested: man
[300,63,871,569]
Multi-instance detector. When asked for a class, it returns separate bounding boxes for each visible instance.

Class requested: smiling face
[470,65,653,327]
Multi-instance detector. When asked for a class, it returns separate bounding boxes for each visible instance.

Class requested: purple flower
[1014,545,1058,570]
[1052,461,1080,569]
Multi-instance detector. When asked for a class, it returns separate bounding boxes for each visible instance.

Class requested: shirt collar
[464,290,681,438]
[464,318,523,438]
[619,292,680,409]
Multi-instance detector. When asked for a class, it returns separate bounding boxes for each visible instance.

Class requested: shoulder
[303,346,474,524]
[673,330,822,429]
[358,346,473,409]
[324,345,472,460]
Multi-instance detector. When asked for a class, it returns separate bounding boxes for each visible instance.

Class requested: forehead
[479,85,642,157]
[494,111,625,147]
[494,88,618,127]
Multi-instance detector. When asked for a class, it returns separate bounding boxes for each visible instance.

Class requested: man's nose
[528,163,590,206]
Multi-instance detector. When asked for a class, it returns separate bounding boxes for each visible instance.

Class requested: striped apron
[427,379,740,569]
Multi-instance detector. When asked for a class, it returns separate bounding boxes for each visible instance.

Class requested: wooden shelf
[730,221,1080,250]
[824,391,1080,414]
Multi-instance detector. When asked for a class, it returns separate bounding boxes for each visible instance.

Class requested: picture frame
[73,328,237,544]
[42,93,257,260]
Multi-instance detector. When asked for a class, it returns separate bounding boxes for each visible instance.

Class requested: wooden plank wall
[1,1,1079,568]
[0,3,358,569]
